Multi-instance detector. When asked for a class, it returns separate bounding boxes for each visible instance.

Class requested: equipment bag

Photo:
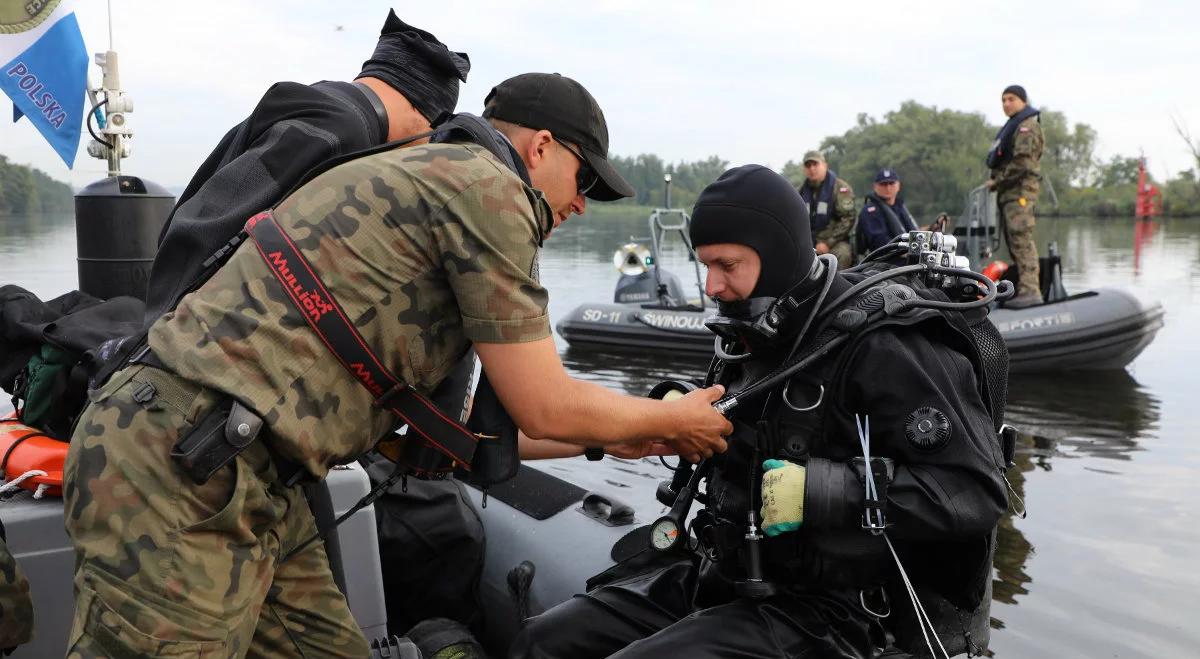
[10,345,86,440]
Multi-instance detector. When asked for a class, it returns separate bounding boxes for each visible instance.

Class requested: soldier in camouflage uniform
[798,151,856,268]
[63,73,732,658]
[0,531,33,654]
[987,84,1045,308]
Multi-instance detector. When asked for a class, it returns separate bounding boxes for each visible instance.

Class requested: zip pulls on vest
[856,413,952,659]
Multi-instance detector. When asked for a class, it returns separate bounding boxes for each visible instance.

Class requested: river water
[1,210,1197,658]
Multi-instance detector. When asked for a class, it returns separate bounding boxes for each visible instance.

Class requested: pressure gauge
[649,514,684,552]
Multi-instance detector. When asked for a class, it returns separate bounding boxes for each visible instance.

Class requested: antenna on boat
[84,0,132,177]
[663,173,672,209]
[74,0,177,301]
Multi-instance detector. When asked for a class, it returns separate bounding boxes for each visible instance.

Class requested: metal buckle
[782,381,824,412]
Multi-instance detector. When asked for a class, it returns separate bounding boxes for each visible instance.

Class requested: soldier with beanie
[511,165,1007,659]
[986,84,1045,308]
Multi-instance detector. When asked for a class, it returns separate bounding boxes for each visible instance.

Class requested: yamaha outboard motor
[74,50,174,301]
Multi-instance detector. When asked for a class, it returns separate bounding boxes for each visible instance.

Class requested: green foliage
[1038,108,1099,191]
[607,154,729,210]
[608,101,1200,220]
[1162,170,1200,216]
[0,155,73,214]
[1093,156,1140,188]
[1056,185,1136,217]
[781,102,994,220]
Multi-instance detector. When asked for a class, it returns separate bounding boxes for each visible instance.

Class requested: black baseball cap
[874,168,900,183]
[483,73,635,202]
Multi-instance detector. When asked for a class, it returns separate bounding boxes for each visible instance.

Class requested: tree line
[7,100,1200,219]
[0,155,74,215]
[607,101,1200,218]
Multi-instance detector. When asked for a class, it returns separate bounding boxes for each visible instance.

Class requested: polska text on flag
[1,0,89,168]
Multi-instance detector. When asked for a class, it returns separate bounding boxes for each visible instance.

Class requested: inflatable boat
[561,187,1164,373]
[557,204,714,354]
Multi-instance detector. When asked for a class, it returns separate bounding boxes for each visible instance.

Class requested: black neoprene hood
[689,165,815,298]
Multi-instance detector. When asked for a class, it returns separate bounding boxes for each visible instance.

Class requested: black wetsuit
[144,80,386,324]
[510,273,1008,659]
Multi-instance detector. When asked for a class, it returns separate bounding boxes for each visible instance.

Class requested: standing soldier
[798,150,856,268]
[987,84,1045,308]
[62,73,731,657]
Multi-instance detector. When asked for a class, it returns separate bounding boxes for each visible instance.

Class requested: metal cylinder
[74,175,175,301]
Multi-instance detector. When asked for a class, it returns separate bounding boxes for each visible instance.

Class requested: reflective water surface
[2,210,1197,658]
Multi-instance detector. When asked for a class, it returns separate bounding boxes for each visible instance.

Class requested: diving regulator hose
[711,244,1010,416]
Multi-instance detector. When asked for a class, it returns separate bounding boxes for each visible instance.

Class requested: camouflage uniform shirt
[991,114,1044,204]
[148,142,553,478]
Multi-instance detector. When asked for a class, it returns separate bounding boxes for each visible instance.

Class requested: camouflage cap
[802,150,826,164]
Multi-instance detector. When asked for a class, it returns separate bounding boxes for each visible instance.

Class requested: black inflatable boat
[560,187,1163,372]
[557,204,713,353]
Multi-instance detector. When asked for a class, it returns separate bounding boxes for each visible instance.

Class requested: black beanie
[690,165,815,298]
[357,10,471,123]
[1002,84,1028,103]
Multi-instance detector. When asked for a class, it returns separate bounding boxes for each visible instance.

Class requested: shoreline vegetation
[4,101,1200,219]
[0,154,74,215]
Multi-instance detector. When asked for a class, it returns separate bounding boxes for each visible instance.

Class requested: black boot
[1005,290,1043,309]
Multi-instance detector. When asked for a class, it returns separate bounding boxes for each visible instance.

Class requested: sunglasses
[553,137,599,196]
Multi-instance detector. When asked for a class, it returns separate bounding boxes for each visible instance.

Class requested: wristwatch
[584,447,605,461]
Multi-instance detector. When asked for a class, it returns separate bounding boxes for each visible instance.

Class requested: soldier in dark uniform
[511,165,1008,659]
[144,10,471,324]
[986,84,1045,309]
[856,168,918,254]
[798,150,856,268]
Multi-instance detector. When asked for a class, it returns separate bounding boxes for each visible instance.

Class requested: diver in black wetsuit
[511,165,1011,659]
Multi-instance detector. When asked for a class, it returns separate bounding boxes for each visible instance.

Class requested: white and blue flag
[1,0,89,167]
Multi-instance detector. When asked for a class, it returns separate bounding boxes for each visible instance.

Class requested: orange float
[981,260,1009,283]
[0,417,67,497]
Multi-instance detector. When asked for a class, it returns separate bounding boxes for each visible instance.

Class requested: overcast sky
[3,0,1196,190]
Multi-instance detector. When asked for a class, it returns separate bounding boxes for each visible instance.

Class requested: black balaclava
[1002,84,1028,103]
[690,165,816,299]
[357,10,471,124]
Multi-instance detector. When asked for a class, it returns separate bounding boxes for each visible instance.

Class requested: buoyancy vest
[798,171,841,232]
[986,106,1040,170]
[856,195,918,256]
[701,266,1007,654]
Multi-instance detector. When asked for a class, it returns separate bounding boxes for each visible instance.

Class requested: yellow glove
[760,459,806,536]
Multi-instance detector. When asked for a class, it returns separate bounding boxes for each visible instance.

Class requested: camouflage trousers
[62,364,369,658]
[0,537,33,652]
[1000,197,1040,297]
[821,240,853,270]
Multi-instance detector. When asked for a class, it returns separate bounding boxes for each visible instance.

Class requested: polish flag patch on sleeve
[1018,127,1030,133]
[839,187,849,193]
